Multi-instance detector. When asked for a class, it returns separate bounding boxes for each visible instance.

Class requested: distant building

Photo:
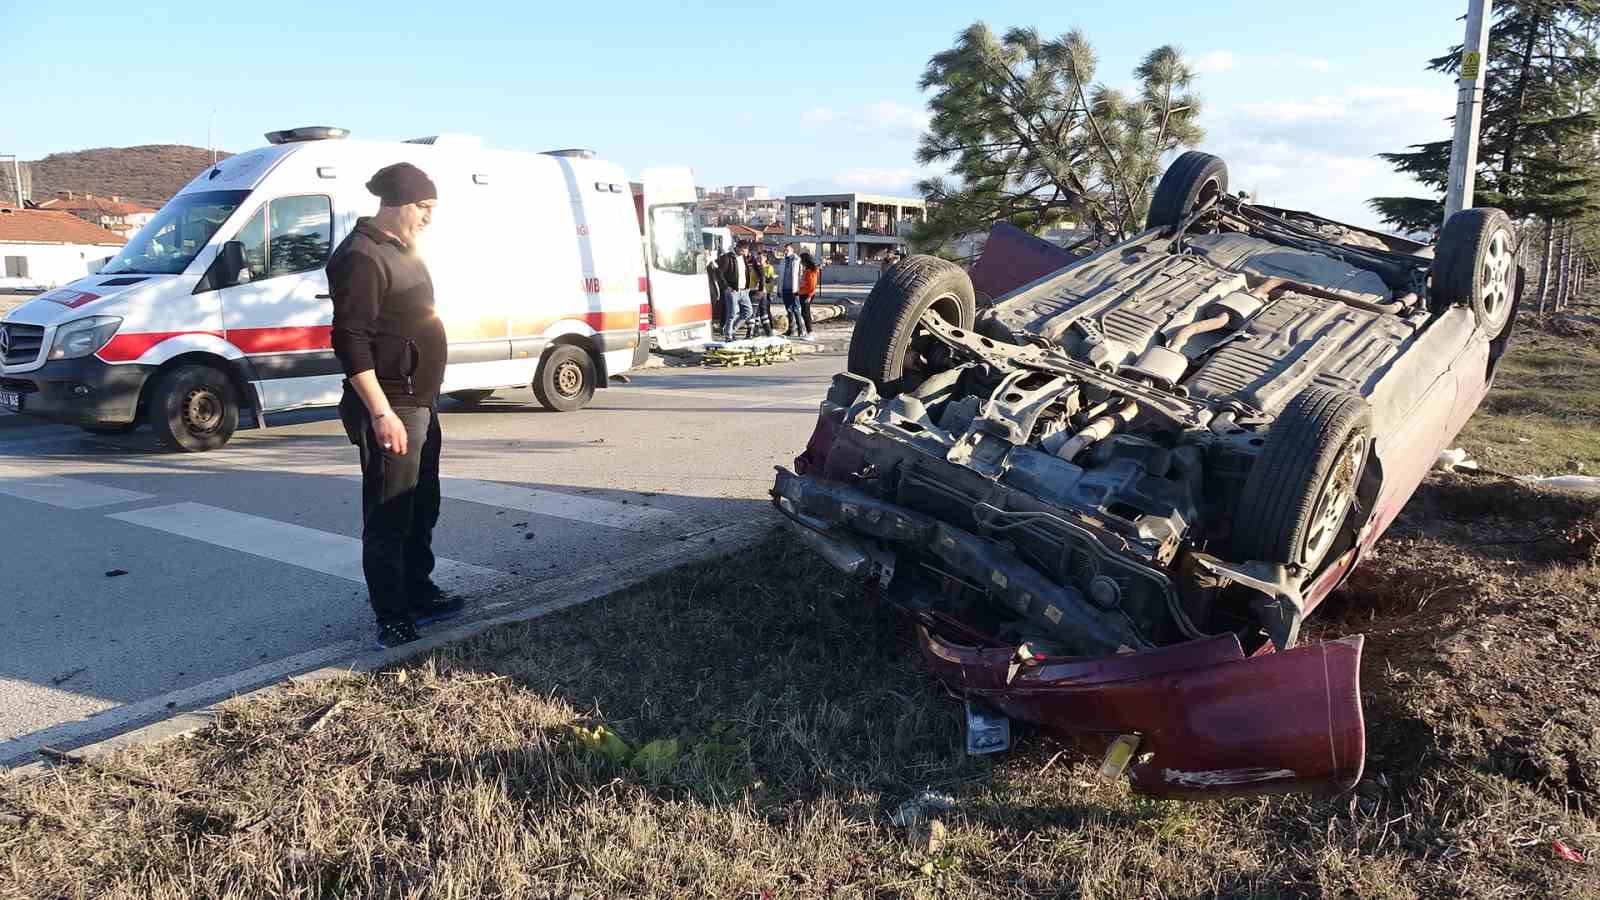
[783,192,925,266]
[36,191,156,238]
[0,203,126,288]
[720,185,769,200]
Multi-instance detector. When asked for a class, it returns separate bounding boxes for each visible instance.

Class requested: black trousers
[340,391,441,625]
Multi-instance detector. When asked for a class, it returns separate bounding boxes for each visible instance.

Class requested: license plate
[673,327,699,341]
[965,699,1011,755]
[0,390,18,412]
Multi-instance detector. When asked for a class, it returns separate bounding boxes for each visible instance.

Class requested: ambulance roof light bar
[265,127,350,144]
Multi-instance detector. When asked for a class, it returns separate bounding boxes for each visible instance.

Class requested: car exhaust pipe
[1054,400,1138,461]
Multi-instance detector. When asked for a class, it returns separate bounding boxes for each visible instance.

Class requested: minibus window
[101,190,251,276]
[235,209,268,281]
[649,204,699,276]
[267,195,332,277]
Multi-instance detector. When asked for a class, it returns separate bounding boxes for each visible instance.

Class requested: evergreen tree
[911,23,1203,250]
[1369,2,1600,234]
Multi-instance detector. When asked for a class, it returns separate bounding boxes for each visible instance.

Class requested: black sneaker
[375,619,421,649]
[409,582,466,626]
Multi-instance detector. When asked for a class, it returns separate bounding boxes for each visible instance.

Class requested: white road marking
[0,641,362,764]
[339,475,678,532]
[107,502,504,586]
[0,473,155,509]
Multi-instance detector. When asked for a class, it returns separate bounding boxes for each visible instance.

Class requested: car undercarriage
[773,152,1521,797]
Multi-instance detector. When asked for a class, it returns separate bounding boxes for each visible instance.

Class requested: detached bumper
[0,357,150,426]
[920,629,1365,798]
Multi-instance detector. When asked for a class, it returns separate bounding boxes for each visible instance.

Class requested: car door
[217,194,340,412]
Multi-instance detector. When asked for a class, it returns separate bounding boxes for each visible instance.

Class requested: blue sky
[12,1,1473,227]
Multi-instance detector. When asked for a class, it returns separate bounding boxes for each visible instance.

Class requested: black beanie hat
[366,163,437,207]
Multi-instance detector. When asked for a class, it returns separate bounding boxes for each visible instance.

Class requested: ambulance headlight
[49,316,123,360]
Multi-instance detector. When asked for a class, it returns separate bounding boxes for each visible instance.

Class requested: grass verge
[4,323,1600,899]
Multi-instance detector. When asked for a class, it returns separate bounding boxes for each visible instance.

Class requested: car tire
[79,423,138,435]
[149,364,240,452]
[848,254,976,393]
[1146,151,1228,231]
[1431,207,1516,334]
[533,344,595,412]
[447,389,495,407]
[1231,386,1372,571]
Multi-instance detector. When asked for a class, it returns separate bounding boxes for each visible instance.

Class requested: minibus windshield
[100,190,252,275]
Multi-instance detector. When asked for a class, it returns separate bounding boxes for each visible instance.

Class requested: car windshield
[650,204,701,275]
[100,190,252,275]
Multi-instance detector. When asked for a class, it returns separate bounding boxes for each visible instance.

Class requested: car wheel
[79,423,138,435]
[150,364,239,452]
[1231,386,1372,572]
[447,389,495,407]
[1431,207,1516,334]
[533,344,595,412]
[1146,151,1229,231]
[848,254,976,393]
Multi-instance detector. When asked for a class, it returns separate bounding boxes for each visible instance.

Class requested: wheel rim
[901,293,961,384]
[1480,228,1513,328]
[1300,432,1368,568]
[181,386,224,436]
[553,360,584,399]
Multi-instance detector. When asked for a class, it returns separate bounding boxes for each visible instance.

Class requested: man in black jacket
[329,162,461,648]
[717,243,754,340]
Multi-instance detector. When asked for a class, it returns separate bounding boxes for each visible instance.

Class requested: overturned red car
[773,152,1521,798]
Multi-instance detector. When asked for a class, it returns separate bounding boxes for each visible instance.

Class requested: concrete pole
[848,200,859,265]
[814,201,824,262]
[1443,0,1493,224]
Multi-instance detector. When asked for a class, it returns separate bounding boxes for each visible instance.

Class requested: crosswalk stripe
[340,475,677,532]
[107,502,504,587]
[0,473,154,509]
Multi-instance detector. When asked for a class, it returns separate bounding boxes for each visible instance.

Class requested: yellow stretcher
[701,337,795,367]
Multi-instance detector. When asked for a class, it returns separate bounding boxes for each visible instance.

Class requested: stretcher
[701,336,795,367]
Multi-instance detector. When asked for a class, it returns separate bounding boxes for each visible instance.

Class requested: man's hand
[348,369,406,455]
[373,411,409,456]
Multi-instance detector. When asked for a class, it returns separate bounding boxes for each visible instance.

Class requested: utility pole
[1444,0,1493,224]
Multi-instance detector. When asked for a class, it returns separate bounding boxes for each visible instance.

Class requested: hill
[12,145,233,208]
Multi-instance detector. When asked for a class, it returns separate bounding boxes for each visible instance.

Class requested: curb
[5,517,774,778]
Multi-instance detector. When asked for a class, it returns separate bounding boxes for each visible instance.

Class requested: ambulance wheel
[533,345,595,412]
[448,389,495,407]
[150,364,239,452]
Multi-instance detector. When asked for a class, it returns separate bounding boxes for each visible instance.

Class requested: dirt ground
[3,317,1599,899]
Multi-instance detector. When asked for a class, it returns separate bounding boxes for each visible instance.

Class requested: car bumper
[0,356,149,426]
[773,467,1366,799]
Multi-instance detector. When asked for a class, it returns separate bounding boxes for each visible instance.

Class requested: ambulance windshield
[101,190,251,275]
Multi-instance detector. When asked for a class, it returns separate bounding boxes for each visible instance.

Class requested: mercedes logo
[0,326,10,359]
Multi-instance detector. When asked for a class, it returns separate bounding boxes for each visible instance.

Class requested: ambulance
[0,126,714,451]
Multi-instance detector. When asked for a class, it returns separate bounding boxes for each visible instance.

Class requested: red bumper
[920,628,1366,798]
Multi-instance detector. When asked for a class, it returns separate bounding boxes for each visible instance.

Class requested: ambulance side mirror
[217,241,251,286]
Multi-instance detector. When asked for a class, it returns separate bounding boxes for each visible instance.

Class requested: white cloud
[800,106,837,127]
[1203,82,1458,228]
[1195,50,1240,74]
[1293,57,1333,72]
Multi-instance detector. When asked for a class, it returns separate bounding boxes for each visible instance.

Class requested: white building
[0,204,126,289]
[783,192,926,265]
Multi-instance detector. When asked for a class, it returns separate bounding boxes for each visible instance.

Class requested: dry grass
[1458,311,1600,476]
[5,320,1600,899]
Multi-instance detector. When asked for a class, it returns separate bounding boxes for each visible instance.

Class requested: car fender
[96,330,244,366]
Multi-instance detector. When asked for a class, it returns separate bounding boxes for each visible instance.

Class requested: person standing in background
[796,250,820,340]
[704,248,726,337]
[718,243,753,340]
[778,243,802,338]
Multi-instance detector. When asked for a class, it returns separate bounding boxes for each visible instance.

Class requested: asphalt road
[0,349,844,764]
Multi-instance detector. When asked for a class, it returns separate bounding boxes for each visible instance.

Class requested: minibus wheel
[533,344,595,412]
[150,364,239,451]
